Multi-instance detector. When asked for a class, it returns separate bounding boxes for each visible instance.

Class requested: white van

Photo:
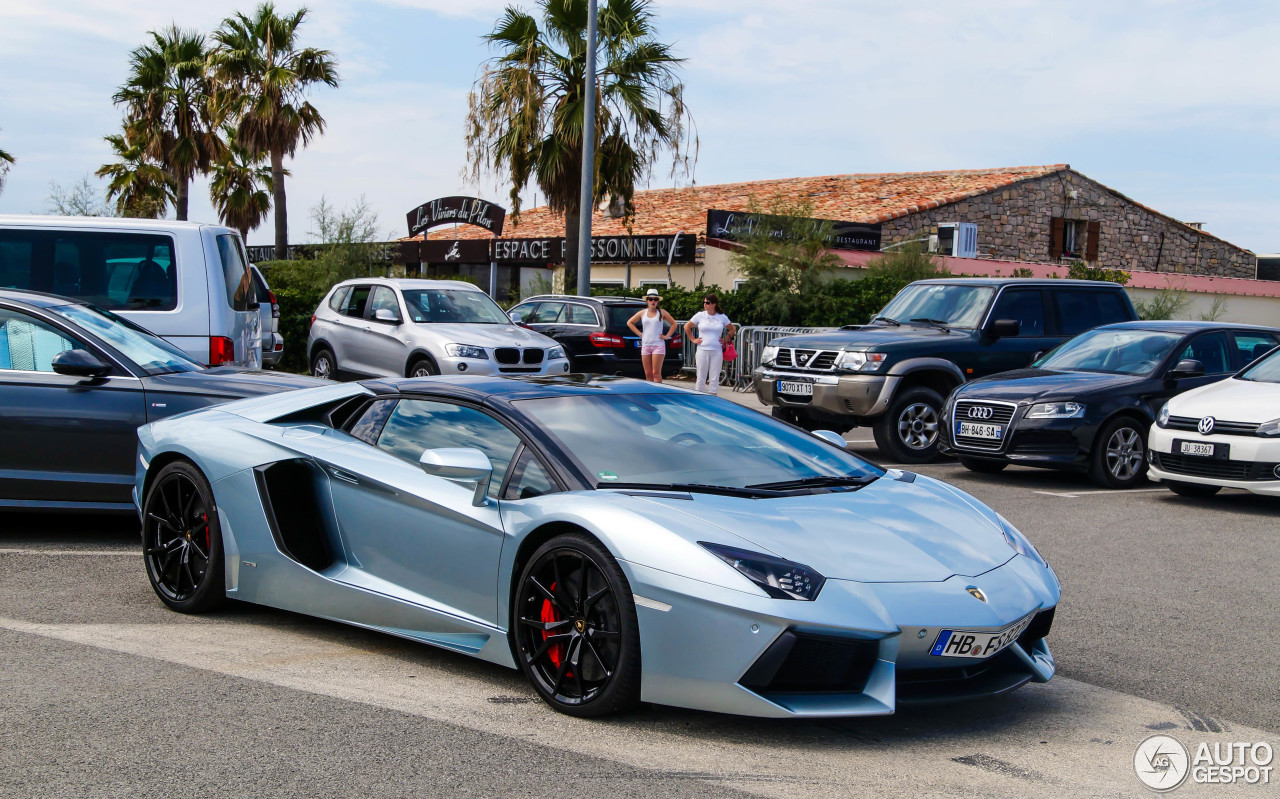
[0,216,261,368]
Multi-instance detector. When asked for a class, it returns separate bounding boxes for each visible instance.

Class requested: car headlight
[998,515,1046,567]
[836,350,886,372]
[1258,418,1280,437]
[547,346,565,360]
[761,345,779,366]
[444,344,488,359]
[699,542,825,600]
[1026,401,1084,419]
[1156,404,1171,428]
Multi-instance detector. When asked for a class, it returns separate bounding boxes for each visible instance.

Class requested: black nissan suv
[508,294,684,378]
[755,278,1138,463]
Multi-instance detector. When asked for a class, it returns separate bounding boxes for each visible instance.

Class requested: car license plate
[777,381,813,396]
[957,421,1003,440]
[1180,441,1216,457]
[930,614,1034,659]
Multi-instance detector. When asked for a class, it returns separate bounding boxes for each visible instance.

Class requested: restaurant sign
[493,234,698,264]
[706,208,881,251]
[406,196,506,238]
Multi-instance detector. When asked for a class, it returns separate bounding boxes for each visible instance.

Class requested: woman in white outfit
[684,293,735,394]
[626,288,676,382]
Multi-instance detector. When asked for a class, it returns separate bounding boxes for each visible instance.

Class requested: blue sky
[2,0,1279,252]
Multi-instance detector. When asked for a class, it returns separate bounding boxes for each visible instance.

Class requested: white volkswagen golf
[1149,345,1280,497]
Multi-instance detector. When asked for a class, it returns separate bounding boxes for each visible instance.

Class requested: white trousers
[694,348,723,393]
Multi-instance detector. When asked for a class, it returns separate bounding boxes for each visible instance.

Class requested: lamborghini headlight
[1257,418,1280,437]
[1026,401,1084,419]
[998,515,1046,567]
[699,542,825,600]
[836,350,886,372]
[444,343,488,360]
[1156,404,1171,428]
[547,346,565,361]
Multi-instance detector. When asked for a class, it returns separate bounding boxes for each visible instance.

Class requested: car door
[1170,331,1234,394]
[331,284,373,374]
[323,397,520,625]
[358,285,409,377]
[0,306,146,506]
[525,301,566,339]
[975,288,1058,377]
[1230,331,1279,370]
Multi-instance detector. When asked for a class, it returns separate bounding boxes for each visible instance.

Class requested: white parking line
[0,548,137,556]
[1032,488,1168,499]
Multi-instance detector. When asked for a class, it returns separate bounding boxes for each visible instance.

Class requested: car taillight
[669,333,682,349]
[269,291,280,318]
[209,336,235,366]
[309,313,316,330]
[589,331,624,348]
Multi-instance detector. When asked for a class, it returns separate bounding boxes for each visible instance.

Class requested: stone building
[409,164,1256,295]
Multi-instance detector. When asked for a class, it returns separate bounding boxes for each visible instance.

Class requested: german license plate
[1180,441,1216,457]
[930,614,1034,659]
[777,381,813,396]
[957,421,1003,440]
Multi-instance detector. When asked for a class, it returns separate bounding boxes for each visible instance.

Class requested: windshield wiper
[909,317,952,332]
[871,316,900,326]
[745,475,878,491]
[596,481,785,498]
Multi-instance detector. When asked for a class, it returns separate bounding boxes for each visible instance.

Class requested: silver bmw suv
[307,278,569,379]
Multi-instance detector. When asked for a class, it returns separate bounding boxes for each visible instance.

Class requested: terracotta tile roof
[416,165,1070,241]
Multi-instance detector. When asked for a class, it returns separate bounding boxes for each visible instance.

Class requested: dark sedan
[939,321,1280,488]
[507,294,684,378]
[0,289,323,512]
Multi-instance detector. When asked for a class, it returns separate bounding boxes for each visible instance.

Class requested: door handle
[328,467,361,485]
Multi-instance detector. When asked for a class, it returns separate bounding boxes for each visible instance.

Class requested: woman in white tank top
[627,288,677,382]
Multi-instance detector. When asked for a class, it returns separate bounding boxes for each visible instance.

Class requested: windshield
[517,392,883,489]
[402,288,510,325]
[50,303,203,375]
[1035,328,1182,375]
[1239,347,1280,383]
[876,284,993,328]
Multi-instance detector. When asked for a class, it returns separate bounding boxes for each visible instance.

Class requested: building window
[638,279,670,288]
[1062,221,1083,257]
[1050,218,1100,261]
[589,279,624,289]
[733,278,749,290]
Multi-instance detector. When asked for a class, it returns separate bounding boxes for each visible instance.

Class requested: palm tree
[96,129,173,218]
[466,0,696,289]
[113,25,224,221]
[210,129,274,242]
[0,135,13,197]
[210,3,339,258]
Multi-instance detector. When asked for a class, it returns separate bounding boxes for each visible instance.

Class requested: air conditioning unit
[936,222,978,258]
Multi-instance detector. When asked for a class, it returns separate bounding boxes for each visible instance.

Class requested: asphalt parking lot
[1,384,1276,798]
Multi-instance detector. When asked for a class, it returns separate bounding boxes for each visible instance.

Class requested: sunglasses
[703,301,714,305]
[646,297,659,301]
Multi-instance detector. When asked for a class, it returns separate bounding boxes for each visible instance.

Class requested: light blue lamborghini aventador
[135,374,1059,718]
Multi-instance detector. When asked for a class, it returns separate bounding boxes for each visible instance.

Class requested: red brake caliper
[540,582,565,669]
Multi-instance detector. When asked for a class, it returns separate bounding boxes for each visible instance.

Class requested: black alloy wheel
[142,461,226,613]
[874,386,945,464]
[513,534,640,717]
[1090,417,1148,489]
[1165,480,1222,498]
[311,348,337,380]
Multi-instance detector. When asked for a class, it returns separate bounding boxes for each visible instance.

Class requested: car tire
[311,347,338,380]
[873,386,945,464]
[959,456,1008,474]
[142,461,227,614]
[1165,480,1222,498]
[513,533,641,718]
[1089,416,1149,489]
[407,357,438,378]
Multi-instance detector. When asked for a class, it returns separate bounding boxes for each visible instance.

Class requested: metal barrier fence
[680,324,838,391]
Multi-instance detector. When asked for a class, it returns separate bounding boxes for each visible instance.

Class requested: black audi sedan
[0,289,323,513]
[939,321,1280,488]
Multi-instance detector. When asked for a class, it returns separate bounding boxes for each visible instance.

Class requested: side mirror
[419,447,493,506]
[987,319,1021,338]
[1168,358,1205,380]
[374,308,401,324]
[51,349,110,378]
[811,430,848,449]
[509,311,524,323]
